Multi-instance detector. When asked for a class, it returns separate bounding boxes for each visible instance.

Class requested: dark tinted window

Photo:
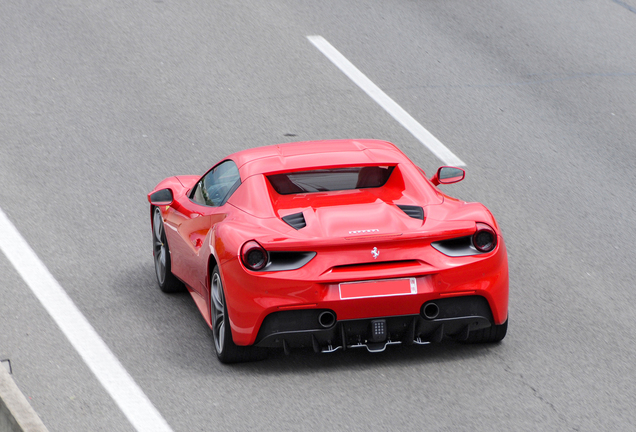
[191,160,240,206]
[268,166,394,195]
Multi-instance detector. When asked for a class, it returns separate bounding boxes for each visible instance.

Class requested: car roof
[227,139,411,179]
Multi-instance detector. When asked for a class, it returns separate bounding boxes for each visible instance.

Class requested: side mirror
[430,166,465,186]
[149,188,174,205]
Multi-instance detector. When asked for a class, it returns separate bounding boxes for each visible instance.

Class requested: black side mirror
[149,188,174,205]
[430,167,465,186]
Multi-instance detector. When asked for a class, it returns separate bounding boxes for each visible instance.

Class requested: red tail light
[241,241,268,271]
[473,223,497,253]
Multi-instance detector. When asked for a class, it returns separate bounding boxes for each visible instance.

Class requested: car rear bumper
[254,296,495,352]
[222,238,508,346]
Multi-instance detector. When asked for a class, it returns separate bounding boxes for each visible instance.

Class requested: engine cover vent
[397,205,424,220]
[282,212,307,230]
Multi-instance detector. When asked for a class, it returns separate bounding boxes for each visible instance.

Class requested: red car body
[148,139,508,361]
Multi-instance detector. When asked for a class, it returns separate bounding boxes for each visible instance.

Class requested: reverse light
[241,241,268,271]
[473,223,497,253]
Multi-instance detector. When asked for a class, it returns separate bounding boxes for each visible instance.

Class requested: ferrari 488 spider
[148,139,508,363]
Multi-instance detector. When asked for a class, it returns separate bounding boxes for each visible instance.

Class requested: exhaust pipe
[422,302,440,320]
[318,311,336,328]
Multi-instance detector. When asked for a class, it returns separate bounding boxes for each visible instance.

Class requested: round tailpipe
[422,302,440,320]
[318,311,336,328]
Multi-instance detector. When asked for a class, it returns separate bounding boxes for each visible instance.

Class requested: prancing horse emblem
[371,247,380,259]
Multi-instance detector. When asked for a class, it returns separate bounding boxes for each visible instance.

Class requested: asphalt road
[2,0,636,430]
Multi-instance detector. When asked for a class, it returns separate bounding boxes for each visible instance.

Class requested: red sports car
[148,139,508,363]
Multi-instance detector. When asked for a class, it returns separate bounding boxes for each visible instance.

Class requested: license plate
[339,278,417,300]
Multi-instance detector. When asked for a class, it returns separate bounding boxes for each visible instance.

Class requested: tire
[210,266,267,363]
[152,206,184,293]
[463,317,508,344]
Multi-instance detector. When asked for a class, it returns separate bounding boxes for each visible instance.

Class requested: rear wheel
[464,317,508,343]
[152,207,183,293]
[210,266,266,363]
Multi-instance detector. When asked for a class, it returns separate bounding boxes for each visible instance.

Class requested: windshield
[267,166,395,195]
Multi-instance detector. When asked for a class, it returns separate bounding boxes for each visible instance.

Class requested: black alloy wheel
[210,266,266,363]
[152,207,183,293]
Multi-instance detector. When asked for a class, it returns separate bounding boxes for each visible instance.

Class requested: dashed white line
[308,35,466,167]
[0,207,173,432]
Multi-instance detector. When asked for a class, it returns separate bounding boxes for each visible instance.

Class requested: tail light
[473,223,497,253]
[241,241,268,271]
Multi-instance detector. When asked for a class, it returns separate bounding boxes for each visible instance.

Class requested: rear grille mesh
[282,212,307,230]
[397,205,424,220]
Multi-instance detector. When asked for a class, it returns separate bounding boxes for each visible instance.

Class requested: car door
[165,160,241,296]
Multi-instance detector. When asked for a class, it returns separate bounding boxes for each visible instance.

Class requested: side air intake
[397,205,424,220]
[282,212,307,230]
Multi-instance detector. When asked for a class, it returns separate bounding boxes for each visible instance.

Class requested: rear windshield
[267,166,395,195]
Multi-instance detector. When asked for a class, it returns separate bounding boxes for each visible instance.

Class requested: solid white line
[0,207,173,432]
[307,35,466,167]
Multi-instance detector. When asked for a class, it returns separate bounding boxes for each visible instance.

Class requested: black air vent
[397,205,424,220]
[282,212,307,230]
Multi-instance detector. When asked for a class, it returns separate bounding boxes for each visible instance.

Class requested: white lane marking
[0,207,173,432]
[307,35,466,167]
